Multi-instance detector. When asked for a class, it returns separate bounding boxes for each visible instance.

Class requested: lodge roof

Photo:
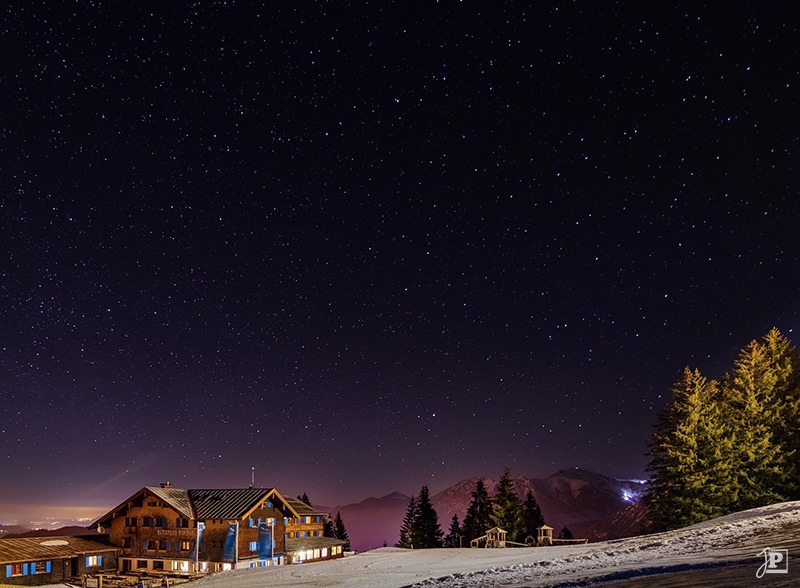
[146,486,193,518]
[0,536,118,564]
[285,536,347,552]
[283,496,328,517]
[189,488,275,520]
[93,486,314,528]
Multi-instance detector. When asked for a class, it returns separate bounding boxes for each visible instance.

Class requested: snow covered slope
[193,501,800,587]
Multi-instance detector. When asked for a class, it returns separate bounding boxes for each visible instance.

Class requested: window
[137,561,148,570]
[153,561,164,571]
[85,556,103,567]
[176,518,189,528]
[159,517,168,528]
[159,540,168,550]
[321,548,328,558]
[143,516,155,527]
[141,541,149,551]
[123,538,133,548]
[31,561,51,574]
[313,549,320,559]
[125,517,137,527]
[304,516,311,524]
[6,563,25,576]
[180,541,191,551]
[248,541,258,551]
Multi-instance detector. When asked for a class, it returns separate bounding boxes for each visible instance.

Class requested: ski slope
[193,501,800,587]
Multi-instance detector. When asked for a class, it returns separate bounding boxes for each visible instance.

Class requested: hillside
[334,469,646,551]
[193,500,800,587]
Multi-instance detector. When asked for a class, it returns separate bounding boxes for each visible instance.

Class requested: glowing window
[321,548,328,558]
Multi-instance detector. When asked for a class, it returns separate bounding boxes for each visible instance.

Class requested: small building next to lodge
[0,535,118,586]
[92,484,345,577]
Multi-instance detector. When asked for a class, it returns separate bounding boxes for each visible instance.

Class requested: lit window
[85,556,103,567]
[313,549,320,559]
[249,541,258,551]
[321,548,328,558]
[221,563,232,571]
[180,541,191,551]
[179,561,189,573]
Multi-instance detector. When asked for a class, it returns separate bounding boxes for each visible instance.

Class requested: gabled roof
[92,486,326,527]
[145,486,193,518]
[0,536,118,564]
[285,536,346,553]
[189,488,274,520]
[283,496,328,517]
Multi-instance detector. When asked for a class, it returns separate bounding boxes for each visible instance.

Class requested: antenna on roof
[250,466,255,488]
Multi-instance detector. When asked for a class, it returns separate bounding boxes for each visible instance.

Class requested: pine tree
[645,367,734,530]
[722,336,789,510]
[396,496,418,548]
[322,515,335,538]
[762,328,800,499]
[443,515,461,548]
[297,493,311,506]
[461,479,493,543]
[521,490,545,540]
[491,467,524,541]
[559,527,573,540]
[333,511,350,551]
[413,486,443,548]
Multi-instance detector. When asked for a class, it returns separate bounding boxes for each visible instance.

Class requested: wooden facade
[93,485,345,577]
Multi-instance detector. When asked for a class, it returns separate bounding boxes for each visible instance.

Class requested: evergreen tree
[762,328,800,499]
[396,496,418,548]
[644,367,734,530]
[413,486,444,548]
[322,515,335,538]
[491,467,524,541]
[297,492,311,506]
[521,490,545,539]
[333,511,350,551]
[461,479,493,543]
[558,527,573,540]
[443,515,461,548]
[722,336,789,510]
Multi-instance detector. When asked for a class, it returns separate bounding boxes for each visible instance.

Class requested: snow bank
[193,501,800,587]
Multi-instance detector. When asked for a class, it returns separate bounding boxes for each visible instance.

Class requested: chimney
[160,482,172,488]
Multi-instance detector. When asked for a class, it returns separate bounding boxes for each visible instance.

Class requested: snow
[193,501,800,587]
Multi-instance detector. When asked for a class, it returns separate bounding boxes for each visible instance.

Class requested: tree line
[644,328,800,531]
[397,468,559,548]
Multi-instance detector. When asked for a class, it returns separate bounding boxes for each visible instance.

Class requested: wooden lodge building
[92,484,346,577]
[0,535,118,586]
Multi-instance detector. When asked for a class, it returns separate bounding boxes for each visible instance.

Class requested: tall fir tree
[396,496,418,548]
[322,514,335,538]
[443,514,461,548]
[722,336,789,510]
[413,486,444,548]
[333,511,350,551]
[491,467,524,541]
[461,479,493,543]
[297,493,311,506]
[761,328,800,499]
[645,367,734,530]
[521,490,545,539]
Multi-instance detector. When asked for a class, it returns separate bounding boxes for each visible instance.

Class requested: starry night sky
[2,2,799,525]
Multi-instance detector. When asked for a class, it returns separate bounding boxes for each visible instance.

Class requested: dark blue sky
[1,2,798,525]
